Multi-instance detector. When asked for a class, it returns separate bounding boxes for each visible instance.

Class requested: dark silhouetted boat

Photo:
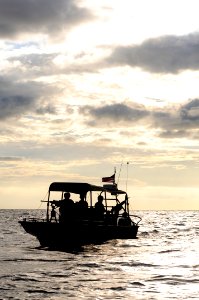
[19,180,141,249]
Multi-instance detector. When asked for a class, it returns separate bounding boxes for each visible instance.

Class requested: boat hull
[19,220,139,249]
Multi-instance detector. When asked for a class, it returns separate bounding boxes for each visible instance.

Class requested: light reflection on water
[0,210,198,299]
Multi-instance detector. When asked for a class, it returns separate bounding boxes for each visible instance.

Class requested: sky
[0,0,199,210]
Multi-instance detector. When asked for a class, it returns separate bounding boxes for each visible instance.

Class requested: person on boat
[117,211,131,226]
[50,204,57,222]
[77,193,88,209]
[76,193,88,218]
[59,192,74,222]
[111,199,126,216]
[95,195,105,219]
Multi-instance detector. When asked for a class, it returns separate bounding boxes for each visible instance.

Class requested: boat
[19,180,141,249]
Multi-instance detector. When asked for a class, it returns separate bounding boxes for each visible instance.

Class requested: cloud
[180,99,199,121]
[0,156,23,161]
[106,33,199,74]
[0,95,35,119]
[0,76,58,120]
[0,0,93,40]
[154,99,199,132]
[158,130,188,139]
[78,100,199,139]
[8,52,97,79]
[79,103,149,126]
[36,104,57,115]
[10,53,56,69]
[152,99,199,141]
[10,32,199,77]
[6,53,60,81]
[0,94,57,120]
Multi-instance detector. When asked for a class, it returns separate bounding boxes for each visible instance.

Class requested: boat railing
[129,214,142,225]
[20,217,46,223]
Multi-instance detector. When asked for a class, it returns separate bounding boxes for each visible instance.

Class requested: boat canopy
[49,182,126,195]
[49,182,104,194]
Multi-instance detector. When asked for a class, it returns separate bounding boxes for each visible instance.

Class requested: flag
[102,174,115,183]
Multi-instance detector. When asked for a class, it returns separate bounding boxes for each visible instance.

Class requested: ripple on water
[1,210,199,300]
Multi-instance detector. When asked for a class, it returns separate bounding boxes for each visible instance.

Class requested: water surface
[0,210,198,299]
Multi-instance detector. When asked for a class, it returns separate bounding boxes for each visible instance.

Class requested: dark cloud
[152,99,199,139]
[180,99,199,121]
[79,100,199,139]
[107,33,199,74]
[0,156,23,161]
[0,95,35,119]
[79,103,149,125]
[0,76,58,120]
[0,0,93,39]
[152,110,178,130]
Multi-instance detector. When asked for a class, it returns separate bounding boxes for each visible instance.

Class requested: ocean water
[0,210,198,300]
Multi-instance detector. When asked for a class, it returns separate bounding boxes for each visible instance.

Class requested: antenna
[117,160,123,185]
[126,162,129,192]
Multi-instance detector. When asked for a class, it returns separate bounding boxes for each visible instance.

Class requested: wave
[121,261,160,268]
[130,281,145,286]
[1,258,73,263]
[158,249,181,254]
[148,275,199,284]
[24,289,55,294]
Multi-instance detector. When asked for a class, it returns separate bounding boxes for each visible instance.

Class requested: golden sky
[0,0,199,209]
